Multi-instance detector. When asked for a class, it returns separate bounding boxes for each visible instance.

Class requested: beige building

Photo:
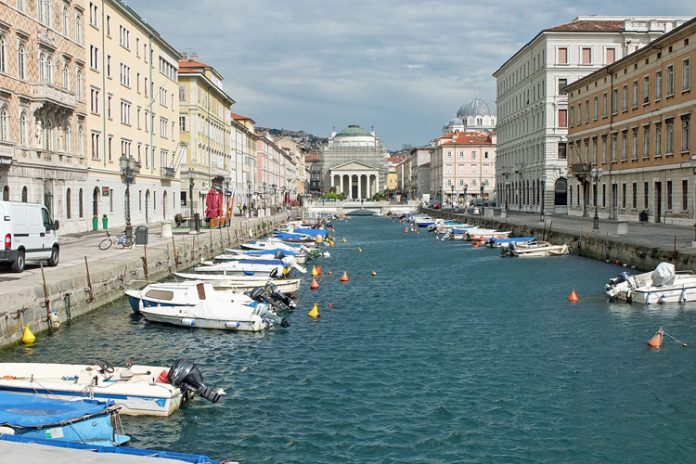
[231,112,257,214]
[85,0,182,231]
[178,55,234,219]
[0,0,88,233]
[567,17,696,226]
[277,137,306,203]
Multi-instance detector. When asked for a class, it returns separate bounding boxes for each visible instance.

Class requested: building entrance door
[654,182,662,223]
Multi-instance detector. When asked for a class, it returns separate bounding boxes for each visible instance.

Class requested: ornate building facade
[0,0,88,233]
[320,124,387,199]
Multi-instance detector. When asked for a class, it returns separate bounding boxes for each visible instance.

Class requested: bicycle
[98,231,134,250]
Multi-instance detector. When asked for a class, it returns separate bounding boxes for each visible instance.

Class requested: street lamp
[246,179,252,217]
[464,183,468,206]
[271,183,277,209]
[592,167,602,230]
[539,180,545,222]
[119,153,136,240]
[187,168,195,231]
[224,177,230,226]
[690,155,696,246]
[451,184,455,208]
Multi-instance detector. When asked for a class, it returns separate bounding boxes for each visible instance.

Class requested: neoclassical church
[442,96,497,135]
[320,124,387,199]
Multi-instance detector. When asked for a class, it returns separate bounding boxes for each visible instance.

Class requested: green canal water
[2,216,696,463]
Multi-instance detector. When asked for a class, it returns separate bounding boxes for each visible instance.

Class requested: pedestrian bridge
[305,200,419,217]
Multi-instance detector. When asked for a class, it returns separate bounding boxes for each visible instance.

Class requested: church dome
[447,117,463,126]
[336,124,371,137]
[456,97,493,118]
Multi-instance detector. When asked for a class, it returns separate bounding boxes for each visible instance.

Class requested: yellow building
[178,55,235,219]
[85,0,182,231]
[0,0,88,234]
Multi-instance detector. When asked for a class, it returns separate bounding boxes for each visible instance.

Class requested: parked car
[0,201,60,272]
[432,202,441,209]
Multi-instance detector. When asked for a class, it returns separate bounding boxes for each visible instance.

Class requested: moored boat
[172,272,301,295]
[0,393,129,446]
[503,241,569,257]
[605,262,696,304]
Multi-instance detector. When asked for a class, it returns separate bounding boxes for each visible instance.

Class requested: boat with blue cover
[486,236,536,248]
[0,434,228,463]
[0,392,129,446]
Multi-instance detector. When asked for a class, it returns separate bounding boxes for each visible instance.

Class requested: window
[179,116,187,132]
[38,0,50,25]
[16,41,26,79]
[89,2,98,27]
[107,94,112,119]
[621,183,626,208]
[632,183,637,209]
[643,76,650,103]
[666,118,674,154]
[593,97,598,121]
[632,81,638,108]
[621,85,628,112]
[0,106,7,141]
[644,182,649,209]
[62,6,69,36]
[592,137,598,163]
[119,63,130,87]
[78,188,83,218]
[119,26,130,49]
[90,87,99,114]
[601,135,607,162]
[602,93,608,117]
[0,32,8,73]
[558,109,567,128]
[643,125,650,159]
[612,89,618,114]
[653,71,662,101]
[682,115,690,152]
[90,45,98,70]
[585,99,590,123]
[75,13,83,44]
[107,135,112,161]
[17,0,24,12]
[683,180,689,211]
[106,55,111,77]
[90,131,100,159]
[120,100,130,125]
[569,106,574,127]
[611,133,618,161]
[621,130,627,160]
[106,15,111,36]
[65,188,71,219]
[666,65,674,96]
[21,186,27,203]
[667,181,673,210]
[683,59,691,91]
[19,111,27,146]
[557,47,567,64]
[76,68,83,100]
[558,142,567,160]
[62,62,69,90]
[605,48,616,64]
[558,78,567,94]
[632,128,638,160]
[581,47,591,65]
[179,86,186,101]
[160,117,168,138]
[655,122,662,156]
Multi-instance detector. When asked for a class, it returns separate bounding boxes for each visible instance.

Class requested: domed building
[320,124,388,199]
[443,96,497,134]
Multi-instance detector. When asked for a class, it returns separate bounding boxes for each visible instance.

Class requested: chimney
[191,52,198,61]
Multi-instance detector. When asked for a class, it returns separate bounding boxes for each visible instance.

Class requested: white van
[0,201,60,272]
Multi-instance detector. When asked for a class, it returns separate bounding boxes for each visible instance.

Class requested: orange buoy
[310,266,319,277]
[310,278,319,290]
[404,227,409,234]
[647,327,664,349]
[316,265,322,276]
[340,272,349,283]
[568,289,579,303]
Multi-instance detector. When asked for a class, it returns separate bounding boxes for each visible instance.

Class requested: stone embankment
[427,210,696,272]
[0,214,289,348]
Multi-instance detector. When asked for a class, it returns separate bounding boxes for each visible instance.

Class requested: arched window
[0,32,6,73]
[62,6,69,36]
[78,188,83,218]
[2,185,8,201]
[76,68,83,100]
[21,186,28,203]
[19,111,27,146]
[63,62,69,90]
[46,55,53,83]
[16,41,26,79]
[75,13,83,44]
[66,188,71,219]
[0,106,8,141]
[17,0,25,13]
[77,125,84,156]
[64,125,71,152]
[39,53,47,82]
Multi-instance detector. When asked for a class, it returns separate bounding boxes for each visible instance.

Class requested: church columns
[357,174,362,200]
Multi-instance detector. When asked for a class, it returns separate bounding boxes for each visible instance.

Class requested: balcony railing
[570,162,592,178]
[161,166,176,178]
[31,83,77,109]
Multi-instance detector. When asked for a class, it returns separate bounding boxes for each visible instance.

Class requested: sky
[132,1,696,150]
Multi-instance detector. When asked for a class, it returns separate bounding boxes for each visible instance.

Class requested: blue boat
[487,236,536,248]
[0,392,129,446]
[290,227,328,238]
[0,434,222,463]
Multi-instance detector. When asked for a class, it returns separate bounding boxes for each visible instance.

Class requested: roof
[178,58,211,71]
[438,132,493,146]
[335,124,371,137]
[545,20,624,33]
[231,112,254,122]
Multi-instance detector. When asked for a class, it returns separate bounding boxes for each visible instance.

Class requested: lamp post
[246,179,252,218]
[592,167,602,230]
[539,179,545,222]
[224,177,230,226]
[464,184,468,207]
[119,154,136,240]
[690,155,696,246]
[187,168,195,231]
[271,183,277,210]
[450,184,455,208]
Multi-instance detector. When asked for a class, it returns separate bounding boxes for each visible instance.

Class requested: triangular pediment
[330,160,379,171]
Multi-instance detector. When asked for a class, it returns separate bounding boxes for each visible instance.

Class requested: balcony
[570,162,592,179]
[161,166,176,178]
[31,83,77,109]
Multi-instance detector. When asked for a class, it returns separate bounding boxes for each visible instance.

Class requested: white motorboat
[201,255,306,274]
[504,241,570,257]
[605,262,696,304]
[173,272,301,295]
[466,229,512,241]
[191,261,288,277]
[221,248,307,264]
[0,359,222,417]
[137,284,286,332]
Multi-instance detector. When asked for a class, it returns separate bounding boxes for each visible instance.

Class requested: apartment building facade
[85,0,182,231]
[566,17,696,225]
[0,0,88,233]
[230,112,257,213]
[493,16,689,216]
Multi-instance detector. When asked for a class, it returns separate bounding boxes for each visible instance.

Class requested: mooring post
[39,263,53,334]
[84,256,94,302]
[141,244,149,280]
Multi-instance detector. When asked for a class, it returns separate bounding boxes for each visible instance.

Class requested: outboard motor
[168,359,221,403]
[273,250,285,260]
[266,282,296,309]
[248,286,265,302]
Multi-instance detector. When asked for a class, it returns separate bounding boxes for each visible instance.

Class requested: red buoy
[568,289,579,303]
[647,328,664,349]
[340,272,349,283]
[310,279,319,290]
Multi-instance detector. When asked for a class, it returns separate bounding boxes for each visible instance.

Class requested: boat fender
[181,318,196,326]
[225,322,241,329]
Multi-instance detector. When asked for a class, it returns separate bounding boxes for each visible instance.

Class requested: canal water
[2,216,696,463]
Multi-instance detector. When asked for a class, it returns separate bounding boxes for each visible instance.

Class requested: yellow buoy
[311,266,319,277]
[308,303,320,319]
[22,324,36,345]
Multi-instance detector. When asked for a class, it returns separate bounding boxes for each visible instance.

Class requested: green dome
[336,124,370,137]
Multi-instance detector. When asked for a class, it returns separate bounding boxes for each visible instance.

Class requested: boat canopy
[0,393,112,428]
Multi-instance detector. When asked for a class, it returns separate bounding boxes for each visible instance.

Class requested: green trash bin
[91,216,98,231]
[102,214,109,230]
[135,226,149,245]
